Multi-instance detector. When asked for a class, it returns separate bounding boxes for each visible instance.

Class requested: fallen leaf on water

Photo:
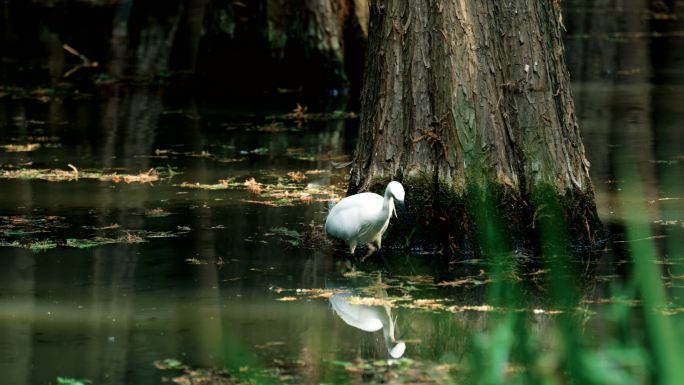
[244,178,263,194]
[287,171,306,182]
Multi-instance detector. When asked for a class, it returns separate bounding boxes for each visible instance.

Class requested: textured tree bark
[349,0,602,253]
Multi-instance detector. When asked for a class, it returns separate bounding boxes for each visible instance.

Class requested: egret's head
[387,181,406,216]
[387,181,405,202]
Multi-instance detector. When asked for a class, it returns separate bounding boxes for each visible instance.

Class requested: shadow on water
[1,1,684,385]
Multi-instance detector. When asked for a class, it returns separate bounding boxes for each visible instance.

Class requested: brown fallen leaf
[244,178,264,194]
[287,171,307,183]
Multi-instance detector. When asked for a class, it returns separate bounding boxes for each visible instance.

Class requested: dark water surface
[2,2,684,385]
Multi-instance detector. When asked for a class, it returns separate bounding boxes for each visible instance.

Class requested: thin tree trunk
[350,0,601,252]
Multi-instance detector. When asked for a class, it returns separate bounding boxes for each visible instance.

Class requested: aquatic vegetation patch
[56,377,91,385]
[265,227,302,246]
[0,164,174,184]
[27,239,58,252]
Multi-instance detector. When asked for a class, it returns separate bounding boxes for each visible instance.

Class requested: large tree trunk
[349,0,602,253]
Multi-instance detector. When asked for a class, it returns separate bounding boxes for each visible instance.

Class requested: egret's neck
[383,189,395,218]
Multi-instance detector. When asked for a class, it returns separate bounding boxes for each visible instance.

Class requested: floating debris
[185,256,225,265]
[82,224,120,230]
[177,175,345,207]
[532,309,564,315]
[403,299,446,311]
[177,179,238,190]
[0,164,168,184]
[437,276,491,287]
[2,143,41,152]
[145,208,172,217]
[1,215,70,236]
[1,229,189,252]
[447,304,496,313]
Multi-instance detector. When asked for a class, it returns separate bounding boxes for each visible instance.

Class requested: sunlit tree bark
[349,0,602,252]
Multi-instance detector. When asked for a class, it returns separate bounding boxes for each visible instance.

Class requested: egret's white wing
[325,193,383,241]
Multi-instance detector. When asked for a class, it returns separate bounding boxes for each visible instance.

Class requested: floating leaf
[244,178,264,194]
[287,171,306,182]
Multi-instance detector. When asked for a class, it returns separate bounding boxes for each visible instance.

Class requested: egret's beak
[395,199,407,217]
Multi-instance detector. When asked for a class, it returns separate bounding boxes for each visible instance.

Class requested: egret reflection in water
[328,272,406,359]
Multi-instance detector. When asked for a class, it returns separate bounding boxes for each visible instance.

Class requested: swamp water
[2,2,684,385]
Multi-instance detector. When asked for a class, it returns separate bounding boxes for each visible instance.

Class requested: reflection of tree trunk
[0,251,35,385]
[109,0,133,78]
[108,1,184,79]
[649,0,684,283]
[133,6,183,77]
[171,0,208,73]
[566,0,657,220]
[81,89,162,383]
[40,29,64,85]
[0,100,67,385]
[564,0,619,81]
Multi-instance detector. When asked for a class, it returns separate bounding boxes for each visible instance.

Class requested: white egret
[325,181,405,257]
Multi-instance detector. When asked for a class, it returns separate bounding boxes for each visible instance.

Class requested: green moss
[359,175,603,260]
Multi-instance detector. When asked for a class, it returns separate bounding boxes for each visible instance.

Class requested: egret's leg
[361,244,377,261]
